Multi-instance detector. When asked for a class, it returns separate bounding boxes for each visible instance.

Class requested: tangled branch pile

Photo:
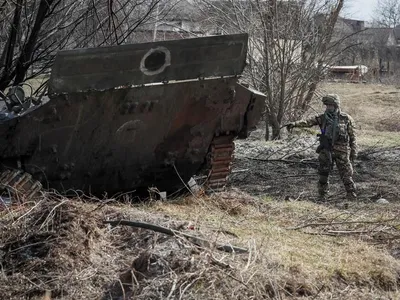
[0,193,264,300]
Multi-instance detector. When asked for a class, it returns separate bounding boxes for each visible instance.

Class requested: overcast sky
[343,0,377,21]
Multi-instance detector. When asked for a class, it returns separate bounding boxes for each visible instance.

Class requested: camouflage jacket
[294,112,357,154]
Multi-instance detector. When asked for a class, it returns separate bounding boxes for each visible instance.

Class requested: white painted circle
[140,46,171,76]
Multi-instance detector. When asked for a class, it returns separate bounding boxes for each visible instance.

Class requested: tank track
[0,169,43,207]
[205,134,235,192]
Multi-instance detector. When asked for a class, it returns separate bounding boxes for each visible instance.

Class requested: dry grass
[148,189,400,299]
[0,189,399,299]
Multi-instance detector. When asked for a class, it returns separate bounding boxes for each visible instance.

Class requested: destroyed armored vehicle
[0,33,265,198]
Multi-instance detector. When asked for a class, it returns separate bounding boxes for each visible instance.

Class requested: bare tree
[197,0,346,140]
[0,0,176,93]
[373,0,400,28]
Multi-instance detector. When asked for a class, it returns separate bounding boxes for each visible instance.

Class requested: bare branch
[104,219,249,253]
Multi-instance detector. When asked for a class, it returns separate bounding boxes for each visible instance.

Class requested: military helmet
[322,94,340,107]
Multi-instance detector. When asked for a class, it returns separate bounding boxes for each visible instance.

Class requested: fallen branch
[194,169,249,180]
[259,173,317,180]
[301,230,400,238]
[287,218,398,230]
[300,231,339,237]
[326,230,371,235]
[244,156,317,165]
[103,220,248,254]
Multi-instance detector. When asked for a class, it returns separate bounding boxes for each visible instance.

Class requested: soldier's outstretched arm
[292,115,322,128]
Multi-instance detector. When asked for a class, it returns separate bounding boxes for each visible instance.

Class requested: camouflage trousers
[318,149,356,197]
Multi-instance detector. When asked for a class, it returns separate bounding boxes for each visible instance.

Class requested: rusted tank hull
[1,79,263,194]
[0,34,265,196]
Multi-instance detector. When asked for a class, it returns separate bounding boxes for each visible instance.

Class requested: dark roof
[356,27,395,45]
[340,17,365,32]
[394,27,400,40]
[333,18,356,35]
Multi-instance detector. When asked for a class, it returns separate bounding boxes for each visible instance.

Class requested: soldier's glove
[350,150,357,163]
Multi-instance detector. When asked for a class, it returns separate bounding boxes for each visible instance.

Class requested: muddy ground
[229,126,400,203]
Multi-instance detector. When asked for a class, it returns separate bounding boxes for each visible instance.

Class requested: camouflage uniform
[289,94,357,200]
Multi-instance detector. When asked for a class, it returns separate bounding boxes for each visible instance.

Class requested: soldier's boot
[318,181,329,201]
[345,183,357,201]
[346,191,357,200]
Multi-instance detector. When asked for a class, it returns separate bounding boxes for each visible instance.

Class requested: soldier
[286,94,357,200]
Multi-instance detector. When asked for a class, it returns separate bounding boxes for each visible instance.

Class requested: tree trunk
[271,122,281,140]
[304,0,344,107]
[265,119,270,141]
[14,0,55,85]
[269,114,281,140]
[0,0,23,91]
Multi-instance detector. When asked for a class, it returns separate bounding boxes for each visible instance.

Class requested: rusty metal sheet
[218,83,265,135]
[239,85,266,131]
[232,83,266,138]
[48,33,248,94]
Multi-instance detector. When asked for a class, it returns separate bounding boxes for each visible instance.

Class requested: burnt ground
[228,127,400,203]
